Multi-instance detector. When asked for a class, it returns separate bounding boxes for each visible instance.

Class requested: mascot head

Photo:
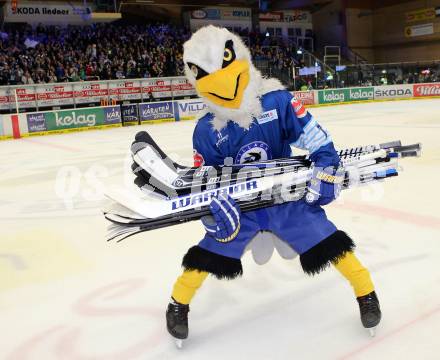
[183,25,284,130]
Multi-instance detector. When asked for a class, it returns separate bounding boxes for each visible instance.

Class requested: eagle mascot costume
[165,26,381,347]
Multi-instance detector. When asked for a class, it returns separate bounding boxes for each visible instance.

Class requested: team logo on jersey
[256,109,278,124]
[235,141,271,164]
[291,97,307,118]
[193,150,205,167]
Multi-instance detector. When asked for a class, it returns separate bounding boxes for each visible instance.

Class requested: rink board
[1,82,439,140]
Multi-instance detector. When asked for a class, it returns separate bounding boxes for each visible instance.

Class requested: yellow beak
[196,60,250,109]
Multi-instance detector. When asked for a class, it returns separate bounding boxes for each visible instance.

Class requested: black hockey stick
[130,131,420,197]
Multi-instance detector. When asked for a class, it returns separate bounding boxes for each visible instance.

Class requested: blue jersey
[193,90,339,259]
[193,90,340,169]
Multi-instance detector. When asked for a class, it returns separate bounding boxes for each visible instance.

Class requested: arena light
[297,49,303,55]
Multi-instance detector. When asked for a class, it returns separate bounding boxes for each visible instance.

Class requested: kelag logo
[318,87,373,104]
[55,112,96,127]
[44,108,106,131]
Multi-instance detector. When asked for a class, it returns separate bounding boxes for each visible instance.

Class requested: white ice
[1,99,439,360]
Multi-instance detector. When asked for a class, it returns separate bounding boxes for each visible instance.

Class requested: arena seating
[0,22,301,86]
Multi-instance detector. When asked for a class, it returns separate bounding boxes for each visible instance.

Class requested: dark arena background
[0,1,439,359]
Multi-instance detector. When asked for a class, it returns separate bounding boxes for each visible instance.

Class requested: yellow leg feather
[333,252,374,297]
[172,270,208,305]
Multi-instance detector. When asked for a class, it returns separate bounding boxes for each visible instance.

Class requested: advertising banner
[4,2,92,24]
[142,79,173,99]
[0,76,191,109]
[36,83,74,107]
[121,104,139,124]
[299,66,321,76]
[0,115,4,137]
[259,12,284,22]
[176,99,207,121]
[171,78,196,97]
[293,91,315,105]
[191,7,250,20]
[102,106,122,124]
[374,85,413,99]
[413,83,440,97]
[26,106,121,133]
[259,10,310,23]
[283,10,311,23]
[191,8,221,20]
[0,87,36,109]
[139,101,177,122]
[15,87,37,108]
[26,112,48,133]
[221,8,251,20]
[73,82,108,104]
[405,23,434,37]
[109,80,142,101]
[42,108,100,131]
[405,8,435,23]
[0,88,12,111]
[318,87,374,104]
[318,89,347,104]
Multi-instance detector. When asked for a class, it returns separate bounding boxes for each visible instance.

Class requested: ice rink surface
[1,99,439,360]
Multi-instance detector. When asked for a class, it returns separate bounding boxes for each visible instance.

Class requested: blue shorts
[198,200,337,259]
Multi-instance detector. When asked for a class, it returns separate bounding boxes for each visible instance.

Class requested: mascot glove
[305,165,344,206]
[201,195,241,243]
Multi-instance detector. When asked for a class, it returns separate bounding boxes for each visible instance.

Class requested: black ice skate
[166,299,189,348]
[357,291,381,337]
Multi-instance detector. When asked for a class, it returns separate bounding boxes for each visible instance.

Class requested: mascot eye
[222,40,236,68]
[223,49,233,62]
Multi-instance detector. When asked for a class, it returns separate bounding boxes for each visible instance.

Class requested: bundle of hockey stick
[103,131,421,242]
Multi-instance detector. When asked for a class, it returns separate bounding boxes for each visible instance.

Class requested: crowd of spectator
[1,22,439,89]
[339,64,440,89]
[232,28,307,88]
[247,30,301,69]
[0,22,190,85]
[0,22,306,86]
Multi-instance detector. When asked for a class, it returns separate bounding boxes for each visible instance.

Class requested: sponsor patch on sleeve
[256,109,278,124]
[291,97,307,118]
[193,149,205,167]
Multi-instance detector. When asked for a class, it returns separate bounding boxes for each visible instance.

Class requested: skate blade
[175,339,184,349]
[368,327,376,337]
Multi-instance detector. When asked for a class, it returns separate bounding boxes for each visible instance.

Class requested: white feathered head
[183,25,284,130]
